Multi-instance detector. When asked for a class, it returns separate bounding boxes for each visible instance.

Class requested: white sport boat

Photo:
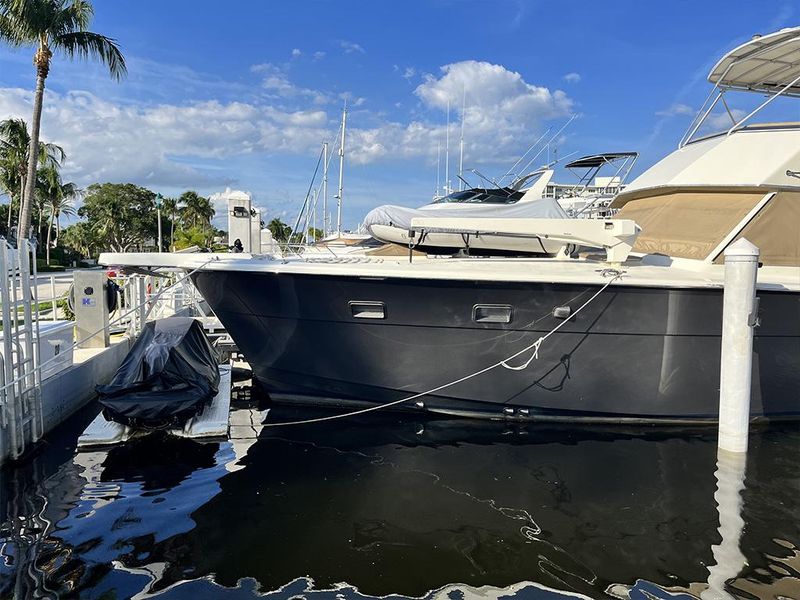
[102,27,800,423]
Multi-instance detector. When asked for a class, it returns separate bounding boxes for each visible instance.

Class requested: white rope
[264,270,623,427]
[0,258,218,394]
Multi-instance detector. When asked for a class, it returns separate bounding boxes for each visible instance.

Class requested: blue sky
[0,0,797,229]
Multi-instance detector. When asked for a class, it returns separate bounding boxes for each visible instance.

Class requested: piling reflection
[702,450,747,600]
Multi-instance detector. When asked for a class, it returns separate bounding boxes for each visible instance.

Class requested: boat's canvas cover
[97,317,220,427]
[615,190,764,260]
[713,191,800,266]
[364,198,568,234]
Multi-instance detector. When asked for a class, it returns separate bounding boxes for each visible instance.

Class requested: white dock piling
[718,238,760,454]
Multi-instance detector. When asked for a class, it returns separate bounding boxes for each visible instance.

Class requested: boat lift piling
[718,238,760,454]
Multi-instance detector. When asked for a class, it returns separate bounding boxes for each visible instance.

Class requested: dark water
[1,384,799,600]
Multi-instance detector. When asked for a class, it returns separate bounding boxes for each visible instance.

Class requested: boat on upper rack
[363,152,638,255]
[101,27,800,424]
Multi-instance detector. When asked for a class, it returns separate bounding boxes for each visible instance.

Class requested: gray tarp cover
[363,198,569,235]
[96,317,220,427]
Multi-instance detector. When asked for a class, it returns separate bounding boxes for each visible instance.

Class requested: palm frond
[53,30,126,79]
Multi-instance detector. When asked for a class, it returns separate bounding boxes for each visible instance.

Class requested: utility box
[73,271,110,349]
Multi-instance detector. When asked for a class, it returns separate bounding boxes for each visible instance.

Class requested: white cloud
[0,87,330,189]
[346,61,574,166]
[251,62,330,104]
[339,40,365,54]
[563,72,581,84]
[313,51,326,61]
[655,103,694,117]
[291,48,302,58]
[402,67,416,82]
[0,60,573,193]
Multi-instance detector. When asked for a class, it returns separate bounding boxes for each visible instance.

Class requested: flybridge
[681,26,800,147]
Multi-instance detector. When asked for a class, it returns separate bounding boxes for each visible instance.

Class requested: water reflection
[0,390,798,599]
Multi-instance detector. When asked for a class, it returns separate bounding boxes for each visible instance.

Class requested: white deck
[100,251,800,293]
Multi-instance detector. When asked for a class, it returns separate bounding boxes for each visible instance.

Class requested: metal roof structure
[708,27,800,95]
[564,153,639,170]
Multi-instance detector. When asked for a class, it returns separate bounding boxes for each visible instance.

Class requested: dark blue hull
[192,271,800,422]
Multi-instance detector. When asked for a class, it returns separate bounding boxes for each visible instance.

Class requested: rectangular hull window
[473,304,513,324]
[349,301,386,319]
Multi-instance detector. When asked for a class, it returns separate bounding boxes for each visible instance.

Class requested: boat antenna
[445,98,450,195]
[458,86,465,191]
[468,168,498,191]
[499,127,552,184]
[456,174,471,189]
[336,101,347,235]
[517,115,576,177]
[322,141,328,236]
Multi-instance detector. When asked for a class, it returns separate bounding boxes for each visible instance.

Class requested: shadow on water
[0,384,799,599]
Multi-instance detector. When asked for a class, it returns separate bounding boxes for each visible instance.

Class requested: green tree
[160,195,177,250]
[178,190,214,245]
[0,0,126,239]
[60,220,96,258]
[38,165,78,263]
[0,117,63,235]
[78,182,156,252]
[267,217,291,242]
[307,227,323,242]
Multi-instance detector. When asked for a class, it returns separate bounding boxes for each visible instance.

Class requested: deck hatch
[349,301,386,319]
[472,304,513,324]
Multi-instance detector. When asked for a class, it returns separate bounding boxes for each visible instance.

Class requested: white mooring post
[718,238,760,454]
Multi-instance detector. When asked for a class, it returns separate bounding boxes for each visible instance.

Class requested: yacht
[102,27,800,423]
[363,167,570,254]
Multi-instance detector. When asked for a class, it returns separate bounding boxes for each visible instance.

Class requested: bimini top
[708,26,800,95]
[564,152,638,170]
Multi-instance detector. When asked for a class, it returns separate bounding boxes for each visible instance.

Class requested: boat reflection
[1,399,798,600]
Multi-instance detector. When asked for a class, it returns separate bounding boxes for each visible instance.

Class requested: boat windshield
[432,188,523,204]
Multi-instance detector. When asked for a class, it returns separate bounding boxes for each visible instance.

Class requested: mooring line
[263,270,624,427]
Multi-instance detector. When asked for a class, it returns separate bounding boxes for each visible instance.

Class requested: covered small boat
[97,317,220,428]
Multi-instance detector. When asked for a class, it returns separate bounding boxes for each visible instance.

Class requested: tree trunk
[46,211,54,264]
[170,213,175,251]
[20,51,50,240]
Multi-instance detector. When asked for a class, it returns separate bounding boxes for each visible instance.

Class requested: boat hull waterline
[192,270,799,423]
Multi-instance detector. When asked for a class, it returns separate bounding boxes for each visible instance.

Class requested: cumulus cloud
[291,48,302,58]
[656,103,694,116]
[563,72,581,84]
[339,40,365,54]
[313,51,326,61]
[346,61,573,165]
[0,87,330,188]
[0,60,573,191]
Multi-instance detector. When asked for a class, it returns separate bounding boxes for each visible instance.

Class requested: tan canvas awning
[614,191,764,260]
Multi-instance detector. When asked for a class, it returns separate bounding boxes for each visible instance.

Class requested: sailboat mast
[436,141,441,197]
[336,104,346,235]
[445,99,450,195]
[458,88,465,191]
[322,141,328,236]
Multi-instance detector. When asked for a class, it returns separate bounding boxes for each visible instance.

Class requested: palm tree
[0,0,126,240]
[0,117,63,234]
[179,191,215,242]
[38,164,77,263]
[160,196,178,251]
